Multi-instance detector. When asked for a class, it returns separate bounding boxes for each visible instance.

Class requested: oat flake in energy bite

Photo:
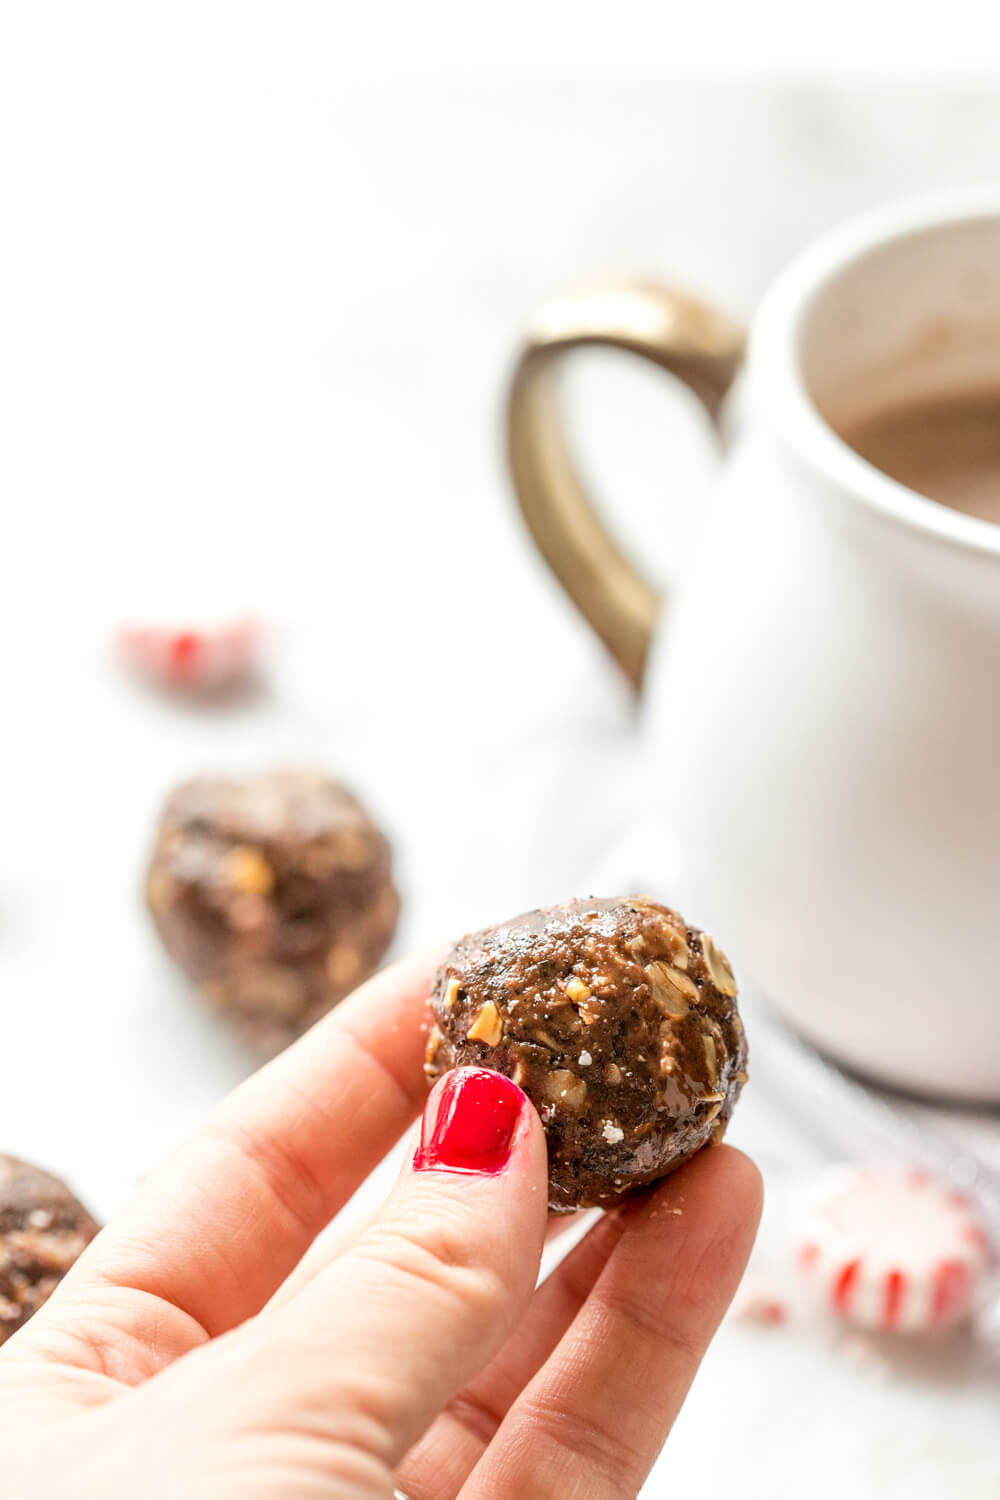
[425,896,747,1212]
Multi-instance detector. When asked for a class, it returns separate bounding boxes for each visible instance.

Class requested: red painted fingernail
[414,1067,526,1176]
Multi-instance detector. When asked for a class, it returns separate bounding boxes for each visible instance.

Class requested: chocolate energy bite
[426,897,747,1211]
[146,771,399,1052]
[0,1156,98,1344]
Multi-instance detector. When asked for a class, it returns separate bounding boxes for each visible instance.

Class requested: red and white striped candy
[797,1166,994,1333]
[117,616,259,692]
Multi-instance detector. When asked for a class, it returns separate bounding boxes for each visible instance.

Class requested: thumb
[235,1067,549,1474]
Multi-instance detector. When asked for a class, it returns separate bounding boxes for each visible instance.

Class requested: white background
[10,0,1000,76]
[4,11,1000,1497]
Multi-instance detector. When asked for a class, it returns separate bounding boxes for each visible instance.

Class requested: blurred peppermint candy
[117,614,261,693]
[796,1165,995,1334]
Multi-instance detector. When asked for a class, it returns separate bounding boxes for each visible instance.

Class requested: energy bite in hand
[425,897,747,1211]
[0,1155,98,1344]
[146,771,399,1053]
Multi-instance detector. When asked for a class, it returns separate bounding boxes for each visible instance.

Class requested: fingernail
[414,1067,526,1175]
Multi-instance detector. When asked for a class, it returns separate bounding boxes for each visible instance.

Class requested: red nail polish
[414,1067,526,1175]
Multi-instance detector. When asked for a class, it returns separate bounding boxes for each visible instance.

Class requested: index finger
[64,953,436,1340]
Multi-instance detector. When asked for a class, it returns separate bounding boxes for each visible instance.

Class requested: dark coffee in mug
[840,388,1000,525]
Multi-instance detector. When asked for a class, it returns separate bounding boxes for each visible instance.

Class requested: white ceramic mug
[507,188,1000,1100]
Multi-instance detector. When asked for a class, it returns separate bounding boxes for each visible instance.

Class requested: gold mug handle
[506,281,746,689]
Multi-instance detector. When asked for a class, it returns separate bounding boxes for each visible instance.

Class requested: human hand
[2,956,761,1499]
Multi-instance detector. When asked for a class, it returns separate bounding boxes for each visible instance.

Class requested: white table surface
[4,69,1000,1497]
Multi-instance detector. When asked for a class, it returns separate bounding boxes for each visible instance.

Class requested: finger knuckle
[514,1395,646,1497]
[201,1115,324,1246]
[361,1207,510,1328]
[600,1281,704,1366]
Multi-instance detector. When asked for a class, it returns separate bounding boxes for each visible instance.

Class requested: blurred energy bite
[146,771,399,1052]
[0,1155,98,1345]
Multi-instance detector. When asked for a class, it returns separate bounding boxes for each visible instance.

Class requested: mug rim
[751,185,1000,560]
